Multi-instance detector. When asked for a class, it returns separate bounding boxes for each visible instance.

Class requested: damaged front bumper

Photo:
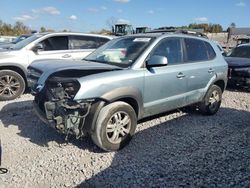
[228,68,250,87]
[228,76,250,87]
[31,75,97,140]
[34,97,93,139]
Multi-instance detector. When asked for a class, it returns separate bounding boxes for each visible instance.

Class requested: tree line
[187,23,223,33]
[0,19,232,36]
[0,20,31,36]
[0,20,56,36]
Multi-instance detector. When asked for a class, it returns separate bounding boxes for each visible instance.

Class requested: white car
[0,32,113,100]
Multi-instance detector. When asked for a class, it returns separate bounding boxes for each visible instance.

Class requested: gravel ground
[0,89,249,188]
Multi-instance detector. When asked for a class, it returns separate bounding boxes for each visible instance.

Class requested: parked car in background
[28,33,228,151]
[0,32,113,100]
[0,36,16,44]
[225,43,250,87]
[0,34,31,50]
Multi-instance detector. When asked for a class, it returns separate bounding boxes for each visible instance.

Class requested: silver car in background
[0,34,31,50]
[0,32,113,100]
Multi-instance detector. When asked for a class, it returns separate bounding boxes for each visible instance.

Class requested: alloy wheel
[106,111,131,144]
[0,75,21,98]
[208,90,220,111]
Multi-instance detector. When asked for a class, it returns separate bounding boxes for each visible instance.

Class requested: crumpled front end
[228,66,250,86]
[33,76,93,139]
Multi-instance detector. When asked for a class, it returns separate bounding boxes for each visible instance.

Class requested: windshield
[11,34,42,50]
[84,36,154,67]
[12,35,30,44]
[229,46,250,58]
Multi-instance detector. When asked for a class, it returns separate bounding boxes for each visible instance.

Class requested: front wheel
[91,101,137,151]
[199,85,222,115]
[0,70,25,101]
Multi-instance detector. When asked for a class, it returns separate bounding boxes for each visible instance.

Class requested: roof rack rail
[174,30,208,38]
[146,29,208,39]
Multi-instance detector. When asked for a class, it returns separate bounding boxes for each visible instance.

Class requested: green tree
[13,21,30,35]
[40,27,46,32]
[230,22,236,28]
[208,24,223,33]
[0,20,31,35]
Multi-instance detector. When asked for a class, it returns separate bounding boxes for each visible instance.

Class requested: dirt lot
[0,89,249,188]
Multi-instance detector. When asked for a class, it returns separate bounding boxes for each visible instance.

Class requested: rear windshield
[229,46,250,58]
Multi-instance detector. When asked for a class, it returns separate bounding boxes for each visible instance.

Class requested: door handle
[62,54,71,58]
[176,72,185,79]
[208,68,214,74]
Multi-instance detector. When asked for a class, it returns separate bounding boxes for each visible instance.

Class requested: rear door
[182,38,217,104]
[144,37,188,116]
[29,35,71,62]
[69,35,110,60]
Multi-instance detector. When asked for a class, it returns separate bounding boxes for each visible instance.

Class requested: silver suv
[0,32,112,100]
[28,33,228,151]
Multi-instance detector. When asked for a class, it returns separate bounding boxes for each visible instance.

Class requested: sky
[0,0,250,32]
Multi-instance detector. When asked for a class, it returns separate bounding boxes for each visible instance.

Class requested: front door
[143,37,188,117]
[28,36,71,63]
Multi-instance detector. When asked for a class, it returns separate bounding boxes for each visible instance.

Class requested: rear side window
[97,37,110,47]
[69,36,110,49]
[40,36,69,51]
[184,38,215,62]
[205,42,216,59]
[151,38,183,65]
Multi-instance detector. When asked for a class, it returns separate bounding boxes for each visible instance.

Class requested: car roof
[34,32,114,39]
[121,32,211,42]
[238,43,250,47]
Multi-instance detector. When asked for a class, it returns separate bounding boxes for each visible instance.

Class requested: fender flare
[100,86,144,118]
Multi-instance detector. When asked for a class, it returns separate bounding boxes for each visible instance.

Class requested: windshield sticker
[133,38,151,42]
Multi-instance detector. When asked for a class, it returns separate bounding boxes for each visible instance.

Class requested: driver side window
[38,36,69,51]
[151,38,183,65]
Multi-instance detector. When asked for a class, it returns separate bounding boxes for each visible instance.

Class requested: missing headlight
[46,77,81,100]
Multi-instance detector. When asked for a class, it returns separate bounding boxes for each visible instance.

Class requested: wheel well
[214,80,225,92]
[114,97,139,117]
[0,66,27,84]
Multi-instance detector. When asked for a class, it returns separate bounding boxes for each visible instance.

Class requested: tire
[0,70,25,101]
[199,85,222,115]
[91,101,137,151]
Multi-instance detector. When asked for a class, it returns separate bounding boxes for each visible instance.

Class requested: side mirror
[33,43,44,52]
[147,55,168,67]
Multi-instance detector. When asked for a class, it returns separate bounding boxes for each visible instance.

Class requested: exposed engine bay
[35,75,94,140]
[29,65,122,140]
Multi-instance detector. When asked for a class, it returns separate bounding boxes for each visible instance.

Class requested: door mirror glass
[147,55,168,67]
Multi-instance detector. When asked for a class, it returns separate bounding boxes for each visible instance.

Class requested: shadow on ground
[0,100,97,152]
[78,107,250,187]
[1,100,250,187]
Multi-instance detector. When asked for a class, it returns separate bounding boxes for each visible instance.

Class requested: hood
[225,57,250,68]
[29,59,123,73]
[29,59,124,88]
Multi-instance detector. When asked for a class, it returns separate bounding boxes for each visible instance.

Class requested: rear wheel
[91,101,137,151]
[0,70,25,101]
[199,85,222,115]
